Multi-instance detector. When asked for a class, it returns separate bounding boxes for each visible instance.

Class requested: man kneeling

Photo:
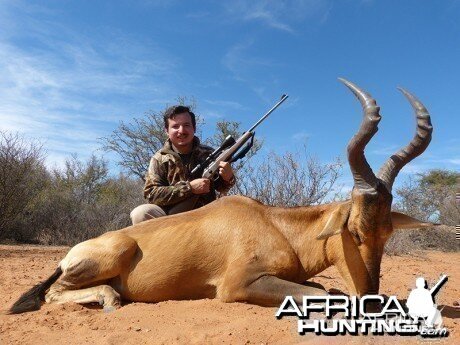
[130,105,235,224]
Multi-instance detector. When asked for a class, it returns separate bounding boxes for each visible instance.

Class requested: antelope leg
[239,275,328,307]
[46,284,121,311]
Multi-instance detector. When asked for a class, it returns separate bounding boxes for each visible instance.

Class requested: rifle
[192,94,289,179]
[167,94,289,215]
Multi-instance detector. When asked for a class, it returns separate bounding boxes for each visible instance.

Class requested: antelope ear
[317,201,351,240]
[391,211,439,230]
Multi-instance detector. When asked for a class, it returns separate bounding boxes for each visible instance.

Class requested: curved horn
[377,88,433,191]
[339,78,381,191]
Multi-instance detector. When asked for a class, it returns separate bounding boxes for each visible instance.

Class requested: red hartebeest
[8,79,435,314]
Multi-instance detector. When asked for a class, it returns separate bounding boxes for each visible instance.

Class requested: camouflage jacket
[143,137,235,212]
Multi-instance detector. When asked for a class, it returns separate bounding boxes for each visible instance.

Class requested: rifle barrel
[248,94,288,133]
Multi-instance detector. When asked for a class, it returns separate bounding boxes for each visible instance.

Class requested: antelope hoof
[103,305,118,313]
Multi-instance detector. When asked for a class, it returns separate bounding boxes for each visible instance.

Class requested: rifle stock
[202,131,253,179]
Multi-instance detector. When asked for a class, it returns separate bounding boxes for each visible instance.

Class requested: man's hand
[190,178,211,194]
[218,161,234,182]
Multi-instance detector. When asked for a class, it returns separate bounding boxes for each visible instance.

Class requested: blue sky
[1,0,459,193]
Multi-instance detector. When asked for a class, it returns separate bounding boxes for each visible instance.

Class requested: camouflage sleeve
[143,157,193,206]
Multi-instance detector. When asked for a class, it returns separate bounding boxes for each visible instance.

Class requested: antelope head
[319,78,434,295]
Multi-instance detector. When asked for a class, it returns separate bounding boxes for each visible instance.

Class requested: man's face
[165,112,195,150]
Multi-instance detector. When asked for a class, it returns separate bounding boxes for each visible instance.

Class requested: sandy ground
[0,245,458,345]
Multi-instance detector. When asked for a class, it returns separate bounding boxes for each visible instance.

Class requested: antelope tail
[7,266,63,314]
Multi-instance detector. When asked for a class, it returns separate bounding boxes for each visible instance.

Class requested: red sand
[1,245,458,344]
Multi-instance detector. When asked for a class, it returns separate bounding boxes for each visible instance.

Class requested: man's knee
[130,204,167,225]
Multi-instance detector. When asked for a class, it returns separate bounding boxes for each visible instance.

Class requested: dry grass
[385,225,458,255]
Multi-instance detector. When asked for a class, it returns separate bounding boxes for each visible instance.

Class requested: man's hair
[163,105,196,130]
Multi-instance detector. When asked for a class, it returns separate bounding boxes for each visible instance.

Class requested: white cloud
[222,40,283,102]
[204,99,245,110]
[0,2,180,167]
[223,0,333,33]
[244,7,295,33]
[398,162,435,175]
[427,158,460,166]
[447,158,460,165]
[371,144,401,156]
[292,131,310,142]
[222,40,275,81]
[186,11,211,19]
